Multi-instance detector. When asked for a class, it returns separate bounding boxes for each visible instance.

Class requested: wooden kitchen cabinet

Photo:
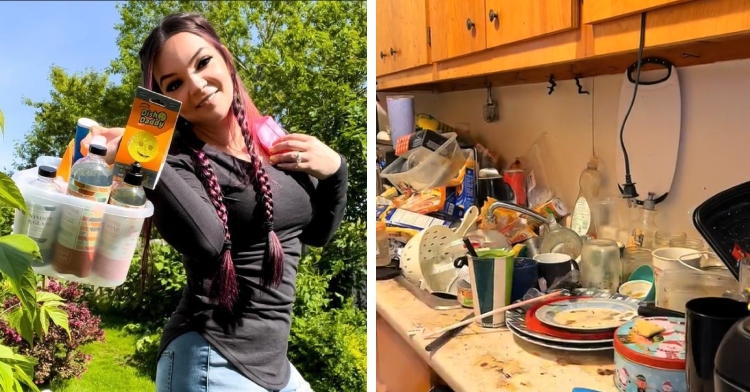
[376,0,431,76]
[377,0,750,92]
[428,0,487,62]
[582,0,695,24]
[376,313,433,392]
[593,0,750,55]
[485,0,579,48]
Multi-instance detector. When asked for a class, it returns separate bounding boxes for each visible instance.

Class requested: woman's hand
[269,134,342,179]
[80,125,125,165]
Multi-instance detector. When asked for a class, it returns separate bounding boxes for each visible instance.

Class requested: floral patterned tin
[613,317,686,392]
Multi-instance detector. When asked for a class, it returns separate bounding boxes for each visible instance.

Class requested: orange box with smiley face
[113,87,182,189]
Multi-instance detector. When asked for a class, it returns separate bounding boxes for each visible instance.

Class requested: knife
[425,312,474,354]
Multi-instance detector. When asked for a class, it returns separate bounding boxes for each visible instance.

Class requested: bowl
[628,265,656,302]
[619,279,654,301]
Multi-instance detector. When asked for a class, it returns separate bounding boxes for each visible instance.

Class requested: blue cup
[510,257,538,303]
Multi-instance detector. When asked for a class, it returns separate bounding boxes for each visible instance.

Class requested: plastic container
[656,269,735,313]
[11,166,154,287]
[613,317,686,392]
[380,132,466,194]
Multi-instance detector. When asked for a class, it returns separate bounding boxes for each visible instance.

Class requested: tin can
[613,317,686,392]
[457,280,473,308]
[503,169,527,206]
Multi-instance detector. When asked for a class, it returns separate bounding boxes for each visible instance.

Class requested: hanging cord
[618,12,647,201]
[591,77,596,158]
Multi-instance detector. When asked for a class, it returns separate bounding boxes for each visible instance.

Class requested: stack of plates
[505,288,642,352]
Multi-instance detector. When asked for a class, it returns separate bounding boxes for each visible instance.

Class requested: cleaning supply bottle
[93,162,147,286]
[629,193,659,249]
[13,166,64,265]
[53,135,114,278]
[570,157,602,239]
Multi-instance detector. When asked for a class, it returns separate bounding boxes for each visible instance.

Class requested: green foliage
[12,67,131,171]
[0,107,5,136]
[0,110,72,391]
[288,299,367,392]
[9,2,367,389]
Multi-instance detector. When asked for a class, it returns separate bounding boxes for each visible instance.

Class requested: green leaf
[0,361,17,392]
[35,291,63,303]
[12,363,38,392]
[37,307,49,337]
[0,173,27,216]
[1,266,38,320]
[46,306,70,340]
[0,346,13,360]
[0,107,4,137]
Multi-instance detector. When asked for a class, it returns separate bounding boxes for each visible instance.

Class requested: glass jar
[655,230,687,248]
[580,239,621,293]
[376,221,391,267]
[622,247,653,281]
[669,238,704,250]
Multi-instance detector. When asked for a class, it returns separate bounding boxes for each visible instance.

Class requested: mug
[533,252,579,291]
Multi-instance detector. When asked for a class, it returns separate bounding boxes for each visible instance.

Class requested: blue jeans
[155,331,312,392]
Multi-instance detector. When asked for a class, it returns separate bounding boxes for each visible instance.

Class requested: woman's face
[152,32,234,128]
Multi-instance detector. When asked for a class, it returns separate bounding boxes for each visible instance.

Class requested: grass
[49,316,155,392]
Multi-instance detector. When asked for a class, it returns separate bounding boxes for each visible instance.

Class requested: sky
[0,1,123,171]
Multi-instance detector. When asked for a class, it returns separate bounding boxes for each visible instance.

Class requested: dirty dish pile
[505,288,642,352]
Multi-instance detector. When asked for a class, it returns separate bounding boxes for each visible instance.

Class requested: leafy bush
[0,280,104,386]
[289,299,366,392]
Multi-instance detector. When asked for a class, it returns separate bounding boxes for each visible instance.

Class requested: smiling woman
[80,12,349,392]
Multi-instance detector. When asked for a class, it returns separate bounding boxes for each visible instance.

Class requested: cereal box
[113,87,182,189]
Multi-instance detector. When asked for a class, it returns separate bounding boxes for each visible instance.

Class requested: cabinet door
[583,0,695,24]
[376,314,432,392]
[389,0,431,74]
[428,0,487,62]
[376,0,393,76]
[485,0,579,49]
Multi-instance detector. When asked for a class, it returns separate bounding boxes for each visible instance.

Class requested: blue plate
[535,297,639,332]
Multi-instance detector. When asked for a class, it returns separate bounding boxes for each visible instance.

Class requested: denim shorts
[155,331,313,392]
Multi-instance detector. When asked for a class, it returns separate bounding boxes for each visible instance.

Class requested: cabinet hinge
[427,27,431,46]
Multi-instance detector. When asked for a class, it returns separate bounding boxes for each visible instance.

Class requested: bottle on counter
[570,157,602,239]
[14,166,64,265]
[53,136,114,278]
[93,162,147,286]
[628,193,659,249]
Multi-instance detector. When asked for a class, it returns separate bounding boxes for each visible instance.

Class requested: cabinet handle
[380,51,387,59]
[466,18,475,31]
[489,9,498,23]
[390,48,397,56]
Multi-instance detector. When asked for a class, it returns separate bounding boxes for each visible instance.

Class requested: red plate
[525,296,615,341]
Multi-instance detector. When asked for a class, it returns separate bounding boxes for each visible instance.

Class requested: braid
[232,87,284,288]
[191,147,238,310]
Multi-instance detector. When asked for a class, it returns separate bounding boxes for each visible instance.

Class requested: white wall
[378,58,750,241]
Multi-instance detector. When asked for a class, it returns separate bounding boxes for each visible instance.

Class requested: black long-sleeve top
[143,130,348,389]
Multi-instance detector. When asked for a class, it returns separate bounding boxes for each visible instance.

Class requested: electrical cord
[619,13,647,201]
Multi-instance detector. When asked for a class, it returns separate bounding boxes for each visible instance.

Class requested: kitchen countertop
[376,279,621,392]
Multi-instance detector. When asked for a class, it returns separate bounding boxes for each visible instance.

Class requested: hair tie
[264,221,274,232]
[223,240,232,251]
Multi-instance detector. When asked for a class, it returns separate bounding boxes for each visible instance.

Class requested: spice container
[613,317,686,392]
[376,221,390,267]
[579,239,621,292]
